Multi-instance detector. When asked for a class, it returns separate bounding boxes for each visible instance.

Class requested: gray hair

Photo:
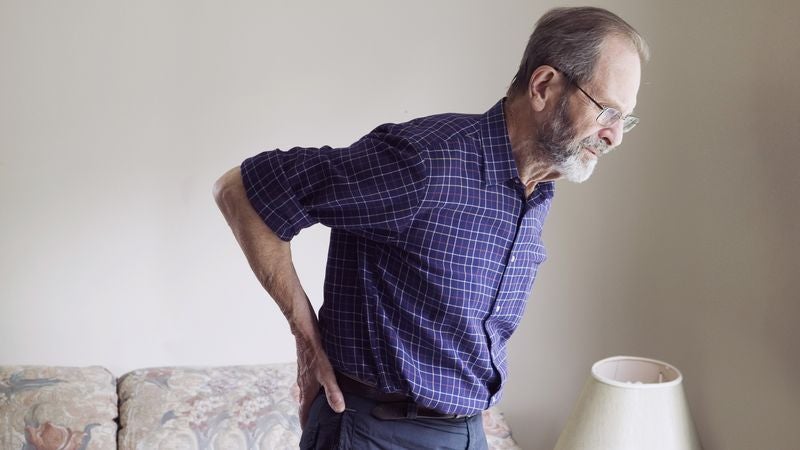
[508,7,649,97]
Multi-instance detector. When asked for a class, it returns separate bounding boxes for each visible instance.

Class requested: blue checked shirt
[241,99,554,415]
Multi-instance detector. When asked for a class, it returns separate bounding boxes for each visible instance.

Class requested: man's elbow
[213,166,243,210]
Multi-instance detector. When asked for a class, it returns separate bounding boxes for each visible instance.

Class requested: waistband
[334,370,475,420]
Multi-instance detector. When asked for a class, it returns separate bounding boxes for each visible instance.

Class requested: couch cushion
[117,363,300,450]
[0,365,118,450]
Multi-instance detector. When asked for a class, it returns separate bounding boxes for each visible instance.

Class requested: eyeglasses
[552,67,640,133]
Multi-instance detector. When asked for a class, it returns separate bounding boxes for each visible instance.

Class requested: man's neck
[503,95,562,195]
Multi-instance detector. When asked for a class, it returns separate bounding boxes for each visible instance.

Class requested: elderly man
[214,6,648,449]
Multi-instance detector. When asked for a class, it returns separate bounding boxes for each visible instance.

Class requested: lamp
[554,356,702,450]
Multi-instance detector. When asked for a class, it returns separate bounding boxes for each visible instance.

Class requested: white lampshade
[554,356,702,450]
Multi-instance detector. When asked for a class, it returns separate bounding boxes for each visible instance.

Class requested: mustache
[579,136,611,155]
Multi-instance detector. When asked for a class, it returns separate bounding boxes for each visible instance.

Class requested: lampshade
[554,356,702,450]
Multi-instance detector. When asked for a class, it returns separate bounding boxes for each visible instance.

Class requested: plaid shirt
[241,99,554,415]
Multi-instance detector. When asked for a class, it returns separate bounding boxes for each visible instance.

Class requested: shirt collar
[478,98,520,186]
[478,99,556,199]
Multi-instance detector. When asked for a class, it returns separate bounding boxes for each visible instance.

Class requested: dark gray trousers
[300,390,489,450]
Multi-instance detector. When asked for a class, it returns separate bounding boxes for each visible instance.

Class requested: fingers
[299,388,316,429]
[317,362,346,413]
[295,340,346,424]
[298,375,321,429]
[323,380,345,413]
[298,375,345,430]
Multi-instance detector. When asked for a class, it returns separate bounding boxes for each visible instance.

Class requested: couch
[0,363,521,449]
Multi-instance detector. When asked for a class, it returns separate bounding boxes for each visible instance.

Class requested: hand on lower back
[295,336,345,429]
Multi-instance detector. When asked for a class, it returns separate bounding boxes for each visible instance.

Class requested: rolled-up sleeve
[240,124,429,241]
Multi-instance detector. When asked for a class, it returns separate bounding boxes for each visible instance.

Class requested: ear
[527,65,563,112]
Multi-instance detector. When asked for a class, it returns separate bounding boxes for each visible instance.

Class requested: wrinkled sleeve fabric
[240,124,428,241]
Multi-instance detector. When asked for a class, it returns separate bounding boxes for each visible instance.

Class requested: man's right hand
[295,334,345,429]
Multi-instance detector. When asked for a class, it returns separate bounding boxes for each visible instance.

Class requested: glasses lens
[622,115,639,133]
[597,108,621,127]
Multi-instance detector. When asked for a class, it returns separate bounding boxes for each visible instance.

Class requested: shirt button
[495,305,501,313]
[510,255,517,263]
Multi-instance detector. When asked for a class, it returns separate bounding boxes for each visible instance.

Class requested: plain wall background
[1,1,798,449]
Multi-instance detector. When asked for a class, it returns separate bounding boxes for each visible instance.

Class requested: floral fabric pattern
[0,366,118,450]
[482,406,522,450]
[118,363,520,450]
[1,363,520,449]
[118,364,301,450]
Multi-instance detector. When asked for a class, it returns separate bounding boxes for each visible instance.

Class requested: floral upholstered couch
[0,363,521,449]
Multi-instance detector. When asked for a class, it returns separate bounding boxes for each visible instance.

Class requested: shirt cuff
[240,151,316,241]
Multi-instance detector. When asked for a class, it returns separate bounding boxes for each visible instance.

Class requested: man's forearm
[213,166,346,424]
[212,167,318,341]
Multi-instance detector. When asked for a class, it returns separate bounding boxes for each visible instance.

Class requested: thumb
[324,381,346,413]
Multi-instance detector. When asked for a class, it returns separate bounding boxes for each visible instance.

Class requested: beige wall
[505,1,800,448]
[1,1,797,449]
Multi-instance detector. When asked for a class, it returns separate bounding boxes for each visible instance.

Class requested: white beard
[557,151,598,183]
[556,137,604,183]
[537,94,606,184]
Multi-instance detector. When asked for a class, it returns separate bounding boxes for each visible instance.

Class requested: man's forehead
[588,37,642,114]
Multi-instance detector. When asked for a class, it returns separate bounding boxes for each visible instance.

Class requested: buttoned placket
[485,178,549,407]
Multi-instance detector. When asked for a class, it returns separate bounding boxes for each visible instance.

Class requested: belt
[334,370,473,420]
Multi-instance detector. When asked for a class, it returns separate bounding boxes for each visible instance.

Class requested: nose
[598,120,624,148]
